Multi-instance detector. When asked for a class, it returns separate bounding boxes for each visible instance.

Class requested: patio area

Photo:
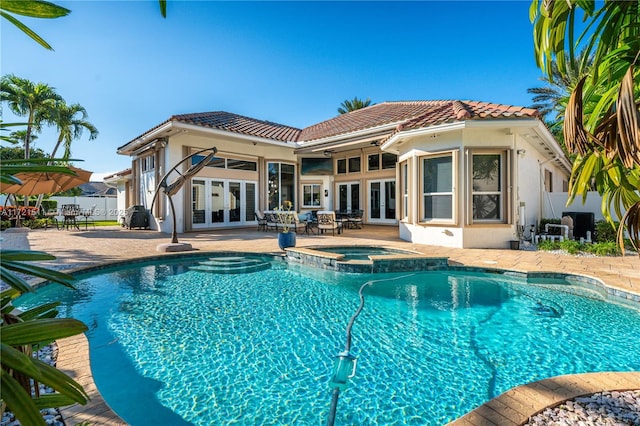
[2,225,639,425]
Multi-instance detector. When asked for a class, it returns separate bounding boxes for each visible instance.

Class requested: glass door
[368,179,396,224]
[192,179,257,228]
[337,182,360,213]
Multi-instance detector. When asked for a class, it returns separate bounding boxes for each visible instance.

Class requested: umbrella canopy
[0,166,93,196]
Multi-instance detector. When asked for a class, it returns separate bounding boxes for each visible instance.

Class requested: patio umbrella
[0,166,93,196]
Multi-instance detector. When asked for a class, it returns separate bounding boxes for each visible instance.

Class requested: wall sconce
[324,189,329,197]
[323,150,332,158]
[517,149,526,157]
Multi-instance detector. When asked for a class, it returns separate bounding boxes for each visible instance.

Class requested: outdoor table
[60,204,81,230]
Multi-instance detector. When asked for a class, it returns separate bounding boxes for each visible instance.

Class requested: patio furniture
[60,204,81,230]
[347,210,363,229]
[317,210,343,235]
[274,211,306,233]
[264,211,279,231]
[254,211,268,231]
[80,204,97,230]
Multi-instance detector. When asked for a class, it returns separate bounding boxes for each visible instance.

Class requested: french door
[368,179,396,224]
[337,182,360,213]
[192,179,257,228]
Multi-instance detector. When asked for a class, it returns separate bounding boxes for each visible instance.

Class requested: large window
[268,162,296,210]
[302,183,321,207]
[470,151,507,222]
[368,153,398,171]
[400,161,408,220]
[422,154,453,221]
[192,155,256,171]
[337,156,361,174]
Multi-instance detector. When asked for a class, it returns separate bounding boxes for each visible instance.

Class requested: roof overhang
[117,121,296,157]
[295,122,401,155]
[381,118,572,174]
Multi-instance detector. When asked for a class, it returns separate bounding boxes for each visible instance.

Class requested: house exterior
[109,100,571,248]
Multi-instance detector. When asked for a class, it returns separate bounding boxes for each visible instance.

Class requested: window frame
[301,182,322,208]
[419,151,457,224]
[467,148,511,225]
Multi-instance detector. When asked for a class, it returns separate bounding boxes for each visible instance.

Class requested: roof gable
[172,111,301,142]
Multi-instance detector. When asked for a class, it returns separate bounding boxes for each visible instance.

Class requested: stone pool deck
[2,225,639,425]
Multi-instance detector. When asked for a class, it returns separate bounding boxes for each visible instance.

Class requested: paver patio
[2,225,639,425]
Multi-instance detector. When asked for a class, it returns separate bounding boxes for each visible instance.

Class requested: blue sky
[2,1,546,179]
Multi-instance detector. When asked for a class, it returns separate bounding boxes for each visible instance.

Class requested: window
[348,157,361,173]
[400,161,408,220]
[422,154,453,221]
[302,184,321,207]
[470,151,508,222]
[268,162,296,210]
[337,159,347,174]
[141,155,154,172]
[368,153,397,171]
[368,154,380,171]
[191,155,256,171]
[544,169,553,192]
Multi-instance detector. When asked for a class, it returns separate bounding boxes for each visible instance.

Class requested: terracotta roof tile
[122,101,541,151]
[172,111,301,142]
[299,101,539,142]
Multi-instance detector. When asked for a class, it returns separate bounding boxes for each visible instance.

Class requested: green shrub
[0,220,11,230]
[559,240,581,254]
[594,220,618,243]
[537,239,560,251]
[586,241,620,256]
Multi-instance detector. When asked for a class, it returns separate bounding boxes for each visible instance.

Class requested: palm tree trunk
[34,135,64,210]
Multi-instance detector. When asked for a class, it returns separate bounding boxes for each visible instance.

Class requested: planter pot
[278,232,296,250]
[509,240,520,250]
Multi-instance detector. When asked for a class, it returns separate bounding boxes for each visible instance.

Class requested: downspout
[538,156,559,221]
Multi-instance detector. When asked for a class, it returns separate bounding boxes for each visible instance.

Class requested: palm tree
[48,101,99,160]
[527,49,592,125]
[5,130,37,147]
[531,0,640,252]
[0,75,61,161]
[337,97,373,114]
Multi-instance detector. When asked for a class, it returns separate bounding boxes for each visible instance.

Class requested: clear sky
[1,0,546,180]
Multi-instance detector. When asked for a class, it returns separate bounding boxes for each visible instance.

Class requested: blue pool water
[313,246,414,260]
[17,256,640,425]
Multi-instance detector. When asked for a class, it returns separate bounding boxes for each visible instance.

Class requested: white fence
[1,195,119,221]
[543,191,619,222]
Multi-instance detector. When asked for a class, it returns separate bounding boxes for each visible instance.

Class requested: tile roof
[122,101,541,151]
[171,111,301,142]
[299,101,540,142]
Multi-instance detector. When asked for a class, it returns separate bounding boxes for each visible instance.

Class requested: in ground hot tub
[285,245,448,272]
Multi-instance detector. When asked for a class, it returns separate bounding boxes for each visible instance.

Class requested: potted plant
[510,226,523,250]
[275,201,296,250]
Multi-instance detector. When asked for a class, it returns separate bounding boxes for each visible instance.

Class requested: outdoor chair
[317,210,343,235]
[264,211,279,231]
[348,209,363,229]
[81,204,97,230]
[254,211,268,231]
[275,211,306,233]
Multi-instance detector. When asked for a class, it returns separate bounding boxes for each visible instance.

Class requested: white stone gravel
[0,344,65,426]
[526,390,640,425]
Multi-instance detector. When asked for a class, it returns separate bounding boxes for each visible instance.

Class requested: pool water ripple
[16,259,640,425]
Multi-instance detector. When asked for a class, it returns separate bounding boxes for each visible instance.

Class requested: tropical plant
[1,158,89,425]
[531,0,640,253]
[47,101,99,160]
[1,146,47,161]
[274,200,295,233]
[337,97,373,114]
[527,48,593,135]
[0,74,61,161]
[0,0,70,50]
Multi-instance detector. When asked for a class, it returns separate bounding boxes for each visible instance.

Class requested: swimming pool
[312,246,418,260]
[16,255,640,425]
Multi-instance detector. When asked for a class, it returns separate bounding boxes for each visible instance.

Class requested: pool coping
[42,251,640,425]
